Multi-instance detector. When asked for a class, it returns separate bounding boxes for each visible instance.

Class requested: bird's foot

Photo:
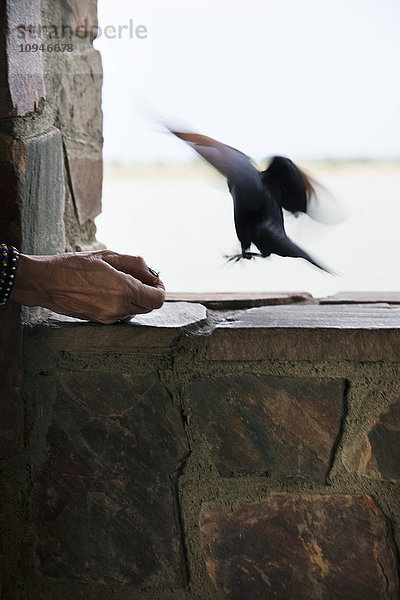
[224,253,243,263]
[225,252,263,262]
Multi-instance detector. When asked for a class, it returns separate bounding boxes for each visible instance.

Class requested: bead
[0,244,19,306]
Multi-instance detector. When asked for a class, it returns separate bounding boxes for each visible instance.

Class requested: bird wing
[262,156,308,214]
[168,128,265,210]
[263,156,345,224]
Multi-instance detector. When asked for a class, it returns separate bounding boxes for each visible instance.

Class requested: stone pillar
[0,0,103,257]
[0,1,103,596]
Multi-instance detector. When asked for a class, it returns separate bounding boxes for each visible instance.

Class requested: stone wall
[1,298,399,599]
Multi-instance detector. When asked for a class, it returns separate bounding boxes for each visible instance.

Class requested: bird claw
[224,253,243,263]
[225,252,263,262]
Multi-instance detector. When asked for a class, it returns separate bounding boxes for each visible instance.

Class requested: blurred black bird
[168,127,339,273]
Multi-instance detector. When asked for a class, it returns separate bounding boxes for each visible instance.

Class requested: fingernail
[148,267,160,278]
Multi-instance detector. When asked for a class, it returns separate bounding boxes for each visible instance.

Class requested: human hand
[9,250,165,324]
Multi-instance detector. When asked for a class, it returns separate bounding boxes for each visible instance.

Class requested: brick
[0,303,23,458]
[208,305,400,362]
[357,398,400,482]
[200,494,399,600]
[31,372,189,587]
[188,375,344,481]
[1,0,46,117]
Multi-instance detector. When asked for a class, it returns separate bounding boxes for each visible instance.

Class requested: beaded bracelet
[0,243,20,306]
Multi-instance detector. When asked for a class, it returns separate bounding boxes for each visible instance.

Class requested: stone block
[30,372,189,587]
[1,0,46,117]
[58,47,103,226]
[26,319,178,356]
[24,302,207,356]
[356,398,400,482]
[56,49,103,140]
[21,128,65,255]
[188,375,344,481]
[200,494,399,600]
[67,155,103,224]
[208,305,400,362]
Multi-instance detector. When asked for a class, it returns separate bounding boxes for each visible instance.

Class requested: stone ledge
[166,291,315,309]
[216,304,400,328]
[22,302,400,361]
[208,305,400,362]
[24,302,207,355]
[321,291,400,305]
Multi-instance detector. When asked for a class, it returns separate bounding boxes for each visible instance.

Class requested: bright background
[94,0,400,296]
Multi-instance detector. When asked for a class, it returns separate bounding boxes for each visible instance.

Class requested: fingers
[97,251,162,287]
[39,250,166,324]
[125,275,166,313]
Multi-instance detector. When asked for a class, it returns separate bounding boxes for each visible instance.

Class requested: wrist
[9,254,50,307]
[0,244,19,305]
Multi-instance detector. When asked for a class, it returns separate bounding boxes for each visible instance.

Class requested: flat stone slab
[27,320,178,355]
[131,301,207,327]
[200,494,399,600]
[166,292,315,309]
[209,305,400,362]
[26,302,207,355]
[218,304,400,329]
[321,291,400,305]
[188,375,344,481]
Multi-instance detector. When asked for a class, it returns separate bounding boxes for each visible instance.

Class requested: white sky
[95,0,400,164]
